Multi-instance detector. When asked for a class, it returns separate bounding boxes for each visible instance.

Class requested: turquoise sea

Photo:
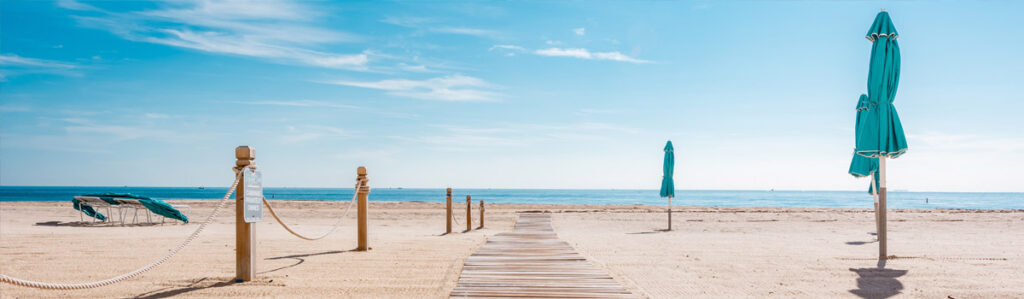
[1,186,1021,210]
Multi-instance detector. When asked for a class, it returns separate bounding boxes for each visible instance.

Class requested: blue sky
[1,0,1022,192]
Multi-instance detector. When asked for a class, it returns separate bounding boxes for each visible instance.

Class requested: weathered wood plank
[450,213,634,298]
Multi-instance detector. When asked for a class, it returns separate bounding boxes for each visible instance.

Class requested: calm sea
[0,186,1021,210]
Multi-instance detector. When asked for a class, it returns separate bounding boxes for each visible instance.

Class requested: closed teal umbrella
[854,9,908,259]
[660,141,674,230]
[849,94,881,237]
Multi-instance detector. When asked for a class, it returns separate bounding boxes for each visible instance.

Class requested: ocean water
[0,186,1021,210]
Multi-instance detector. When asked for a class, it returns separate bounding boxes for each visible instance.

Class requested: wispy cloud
[379,16,432,28]
[380,16,498,39]
[430,26,497,37]
[574,108,620,116]
[238,100,360,110]
[323,75,502,102]
[488,44,526,56]
[397,63,435,73]
[60,117,182,142]
[489,45,525,52]
[282,125,351,143]
[0,104,33,112]
[59,0,370,70]
[144,113,171,119]
[534,48,651,64]
[573,27,586,36]
[0,54,81,78]
[394,122,639,152]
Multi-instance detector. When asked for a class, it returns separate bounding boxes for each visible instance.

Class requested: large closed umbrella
[660,141,675,230]
[854,9,909,259]
[848,94,881,237]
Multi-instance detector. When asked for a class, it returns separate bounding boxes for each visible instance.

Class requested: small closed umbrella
[848,94,881,236]
[854,9,909,259]
[660,141,675,230]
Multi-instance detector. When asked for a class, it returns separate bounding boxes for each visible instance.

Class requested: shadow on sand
[848,259,908,299]
[134,250,353,297]
[260,250,349,274]
[845,240,878,246]
[626,229,672,235]
[133,277,236,298]
[35,221,171,227]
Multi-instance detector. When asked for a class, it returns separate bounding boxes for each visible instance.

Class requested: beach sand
[2,201,1022,298]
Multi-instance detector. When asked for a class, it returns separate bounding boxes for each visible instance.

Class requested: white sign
[243,168,263,223]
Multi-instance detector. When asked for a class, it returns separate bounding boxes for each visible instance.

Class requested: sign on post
[243,167,263,223]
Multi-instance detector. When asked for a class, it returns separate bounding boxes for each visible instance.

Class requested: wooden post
[357,167,369,251]
[465,195,472,232]
[234,146,256,282]
[479,200,484,228]
[446,188,453,234]
[878,157,888,259]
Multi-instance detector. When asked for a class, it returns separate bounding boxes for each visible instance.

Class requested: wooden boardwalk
[450,213,634,298]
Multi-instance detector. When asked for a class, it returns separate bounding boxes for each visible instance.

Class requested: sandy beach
[2,200,1022,298]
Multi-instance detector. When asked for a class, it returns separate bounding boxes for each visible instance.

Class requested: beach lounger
[73,196,114,223]
[113,198,150,224]
[72,193,191,225]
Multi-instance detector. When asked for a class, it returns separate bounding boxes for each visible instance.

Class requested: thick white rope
[262,179,364,241]
[0,167,247,290]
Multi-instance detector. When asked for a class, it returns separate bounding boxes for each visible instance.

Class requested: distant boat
[769,188,775,192]
[198,186,205,190]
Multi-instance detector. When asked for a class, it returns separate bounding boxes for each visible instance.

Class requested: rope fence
[262,179,364,241]
[0,166,248,290]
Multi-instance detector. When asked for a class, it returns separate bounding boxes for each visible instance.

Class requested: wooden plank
[450,213,634,298]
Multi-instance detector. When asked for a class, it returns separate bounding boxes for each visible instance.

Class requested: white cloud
[0,104,32,112]
[60,0,369,70]
[324,75,501,102]
[573,28,585,36]
[489,45,526,52]
[0,54,77,69]
[488,44,526,56]
[534,48,651,64]
[379,16,432,27]
[282,125,350,143]
[240,100,360,109]
[397,63,434,73]
[0,54,81,78]
[60,118,181,142]
[144,113,170,119]
[393,121,639,152]
[430,26,498,37]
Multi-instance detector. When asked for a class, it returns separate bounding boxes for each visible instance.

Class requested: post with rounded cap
[465,195,472,232]
[234,146,256,282]
[446,188,453,234]
[479,200,484,229]
[356,167,369,251]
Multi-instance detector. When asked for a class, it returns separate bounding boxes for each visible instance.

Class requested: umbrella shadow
[626,229,672,235]
[133,277,236,298]
[848,259,908,299]
[259,250,348,274]
[35,221,165,227]
[845,240,878,246]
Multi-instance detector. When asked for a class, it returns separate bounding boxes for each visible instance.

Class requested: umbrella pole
[872,175,879,241]
[878,157,888,259]
[668,196,672,231]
